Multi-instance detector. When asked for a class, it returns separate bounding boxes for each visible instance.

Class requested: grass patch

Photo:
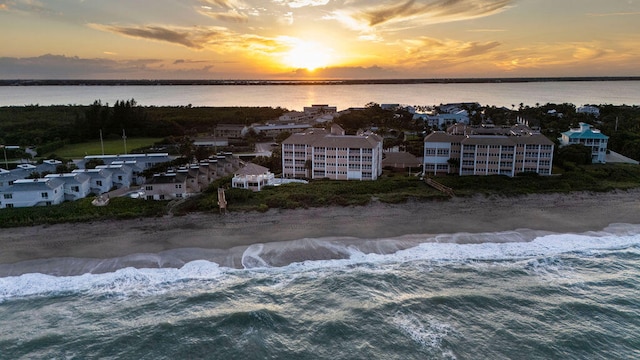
[47,138,163,158]
[0,197,167,228]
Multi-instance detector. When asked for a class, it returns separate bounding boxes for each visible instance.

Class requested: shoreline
[1,190,639,275]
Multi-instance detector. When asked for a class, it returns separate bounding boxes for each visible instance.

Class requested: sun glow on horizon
[281,40,334,71]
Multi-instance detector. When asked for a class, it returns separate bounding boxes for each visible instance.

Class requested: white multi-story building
[282,125,383,180]
[559,122,609,163]
[424,128,554,177]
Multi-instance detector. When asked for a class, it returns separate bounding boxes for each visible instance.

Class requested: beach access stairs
[218,188,227,214]
[425,177,455,197]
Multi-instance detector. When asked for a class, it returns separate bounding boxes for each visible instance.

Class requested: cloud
[198,8,249,23]
[272,0,331,9]
[0,54,226,79]
[89,24,236,50]
[198,0,250,23]
[402,36,501,60]
[586,11,640,17]
[330,0,513,33]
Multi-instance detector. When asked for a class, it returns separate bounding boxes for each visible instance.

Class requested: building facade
[559,122,609,163]
[424,129,554,177]
[281,125,383,180]
[0,178,65,208]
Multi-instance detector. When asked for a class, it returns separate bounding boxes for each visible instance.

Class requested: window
[96,180,103,187]
[176,193,183,198]
[175,184,182,189]
[145,186,153,191]
[46,201,52,206]
[41,192,49,198]
[71,186,80,192]
[159,195,165,200]
[146,195,154,200]
[118,176,123,181]
[3,193,12,199]
[6,204,13,208]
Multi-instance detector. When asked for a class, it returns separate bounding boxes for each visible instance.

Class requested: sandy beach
[1,190,639,275]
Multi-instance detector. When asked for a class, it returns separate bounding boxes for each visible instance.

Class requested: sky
[1,0,639,79]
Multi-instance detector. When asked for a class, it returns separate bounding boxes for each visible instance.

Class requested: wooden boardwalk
[425,177,455,197]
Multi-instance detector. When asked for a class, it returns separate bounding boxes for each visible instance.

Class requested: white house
[577,105,600,117]
[96,164,133,189]
[559,122,609,163]
[232,163,275,191]
[45,173,92,201]
[0,178,65,208]
[72,168,114,194]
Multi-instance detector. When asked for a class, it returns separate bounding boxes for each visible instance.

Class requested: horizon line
[1,76,640,86]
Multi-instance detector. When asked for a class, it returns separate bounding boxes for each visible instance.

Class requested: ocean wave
[1,224,640,302]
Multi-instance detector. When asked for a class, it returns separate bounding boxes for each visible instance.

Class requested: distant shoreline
[2,77,640,86]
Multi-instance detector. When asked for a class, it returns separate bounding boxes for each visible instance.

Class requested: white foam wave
[2,225,640,302]
[0,260,224,302]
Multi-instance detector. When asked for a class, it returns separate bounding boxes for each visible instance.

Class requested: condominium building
[424,128,554,177]
[281,125,383,180]
[559,122,608,163]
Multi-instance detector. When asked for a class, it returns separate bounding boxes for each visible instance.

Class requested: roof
[147,173,186,184]
[45,172,91,184]
[562,130,609,140]
[282,128,382,149]
[462,136,517,146]
[562,122,609,140]
[382,152,420,168]
[424,132,465,143]
[11,178,64,191]
[235,163,270,176]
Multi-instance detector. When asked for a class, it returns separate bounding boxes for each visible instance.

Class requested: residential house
[232,163,275,191]
[72,168,113,194]
[144,173,188,200]
[82,153,173,170]
[0,178,65,208]
[215,124,246,138]
[559,122,609,163]
[0,168,21,191]
[282,124,383,180]
[96,164,133,189]
[577,105,600,117]
[251,123,312,138]
[45,172,92,201]
[36,159,63,175]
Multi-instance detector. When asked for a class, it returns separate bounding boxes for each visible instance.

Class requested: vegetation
[2,102,640,229]
[46,138,163,158]
[0,102,286,154]
[0,197,167,229]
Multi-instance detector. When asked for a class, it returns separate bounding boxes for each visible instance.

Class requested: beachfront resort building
[281,124,383,180]
[559,122,609,163]
[423,125,555,177]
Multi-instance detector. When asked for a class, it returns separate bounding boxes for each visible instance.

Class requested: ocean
[1,80,639,109]
[2,225,640,359]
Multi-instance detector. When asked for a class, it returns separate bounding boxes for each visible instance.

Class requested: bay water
[1,81,639,109]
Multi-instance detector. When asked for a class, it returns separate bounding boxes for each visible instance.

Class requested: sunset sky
[1,0,639,79]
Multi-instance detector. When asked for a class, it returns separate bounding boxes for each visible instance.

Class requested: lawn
[47,138,163,158]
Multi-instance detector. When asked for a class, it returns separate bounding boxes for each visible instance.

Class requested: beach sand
[1,190,639,275]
